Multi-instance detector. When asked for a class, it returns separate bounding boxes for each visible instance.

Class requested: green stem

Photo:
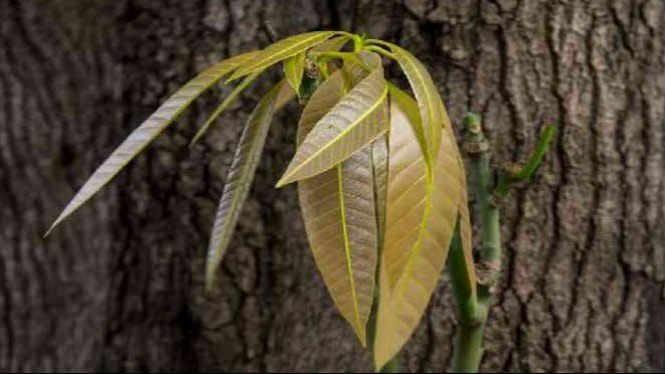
[448,221,491,373]
[492,125,556,203]
[449,114,554,373]
[448,113,499,373]
[451,319,485,373]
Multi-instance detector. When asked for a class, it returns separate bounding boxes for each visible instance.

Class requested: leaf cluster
[46,31,475,369]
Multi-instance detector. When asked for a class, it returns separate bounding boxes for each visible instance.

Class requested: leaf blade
[372,41,445,162]
[190,72,259,147]
[205,81,285,291]
[46,50,260,235]
[277,53,389,187]
[283,51,306,96]
[297,70,377,345]
[228,31,336,81]
[373,96,465,369]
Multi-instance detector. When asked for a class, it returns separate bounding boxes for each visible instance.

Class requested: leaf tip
[275,171,295,188]
[204,259,219,294]
[44,212,67,238]
[188,134,201,149]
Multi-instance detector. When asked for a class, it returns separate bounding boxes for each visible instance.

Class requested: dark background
[1,0,664,372]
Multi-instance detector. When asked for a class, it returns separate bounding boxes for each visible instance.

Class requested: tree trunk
[1,0,663,372]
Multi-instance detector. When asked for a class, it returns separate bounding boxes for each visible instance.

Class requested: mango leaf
[274,79,297,110]
[190,72,260,147]
[46,50,260,235]
[228,31,336,82]
[283,52,306,96]
[276,52,388,187]
[205,81,286,291]
[310,35,350,53]
[373,94,465,369]
[370,40,445,162]
[297,70,377,346]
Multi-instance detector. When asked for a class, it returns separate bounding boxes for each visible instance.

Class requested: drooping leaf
[373,94,465,369]
[274,79,297,110]
[228,31,336,82]
[46,50,260,235]
[283,51,306,96]
[297,70,377,346]
[205,81,285,291]
[190,72,260,147]
[370,40,445,162]
[276,52,388,187]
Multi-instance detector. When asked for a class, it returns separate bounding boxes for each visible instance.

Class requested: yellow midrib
[394,158,434,307]
[235,32,331,76]
[281,82,388,184]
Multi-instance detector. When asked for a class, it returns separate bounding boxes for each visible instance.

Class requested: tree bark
[1,0,663,372]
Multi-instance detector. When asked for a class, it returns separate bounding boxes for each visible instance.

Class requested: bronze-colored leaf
[297,70,377,346]
[205,81,286,291]
[46,50,260,235]
[277,52,388,186]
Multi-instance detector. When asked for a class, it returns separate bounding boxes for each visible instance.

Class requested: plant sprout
[44,31,515,371]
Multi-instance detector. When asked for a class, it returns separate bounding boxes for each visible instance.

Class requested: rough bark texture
[1,0,663,372]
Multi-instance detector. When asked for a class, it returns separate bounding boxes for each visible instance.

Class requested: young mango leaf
[273,79,297,110]
[283,51,306,96]
[190,72,260,147]
[276,52,389,187]
[297,70,377,346]
[370,40,445,163]
[373,94,465,369]
[228,31,336,82]
[310,34,350,53]
[46,50,260,235]
[205,81,286,291]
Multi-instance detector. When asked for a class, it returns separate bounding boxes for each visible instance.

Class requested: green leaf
[189,72,260,147]
[283,51,306,97]
[369,40,446,162]
[45,50,260,235]
[297,70,377,346]
[373,92,465,369]
[310,35,350,53]
[205,81,285,291]
[227,31,336,82]
[276,52,388,187]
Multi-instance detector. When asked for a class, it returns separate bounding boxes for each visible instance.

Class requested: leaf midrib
[280,83,388,184]
[236,32,330,76]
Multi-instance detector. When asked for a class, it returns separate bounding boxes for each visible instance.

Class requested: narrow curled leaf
[228,31,336,81]
[205,81,285,291]
[371,135,388,243]
[374,95,465,369]
[190,72,260,147]
[277,52,389,187]
[371,40,445,162]
[46,50,260,235]
[297,70,377,345]
[283,52,306,96]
